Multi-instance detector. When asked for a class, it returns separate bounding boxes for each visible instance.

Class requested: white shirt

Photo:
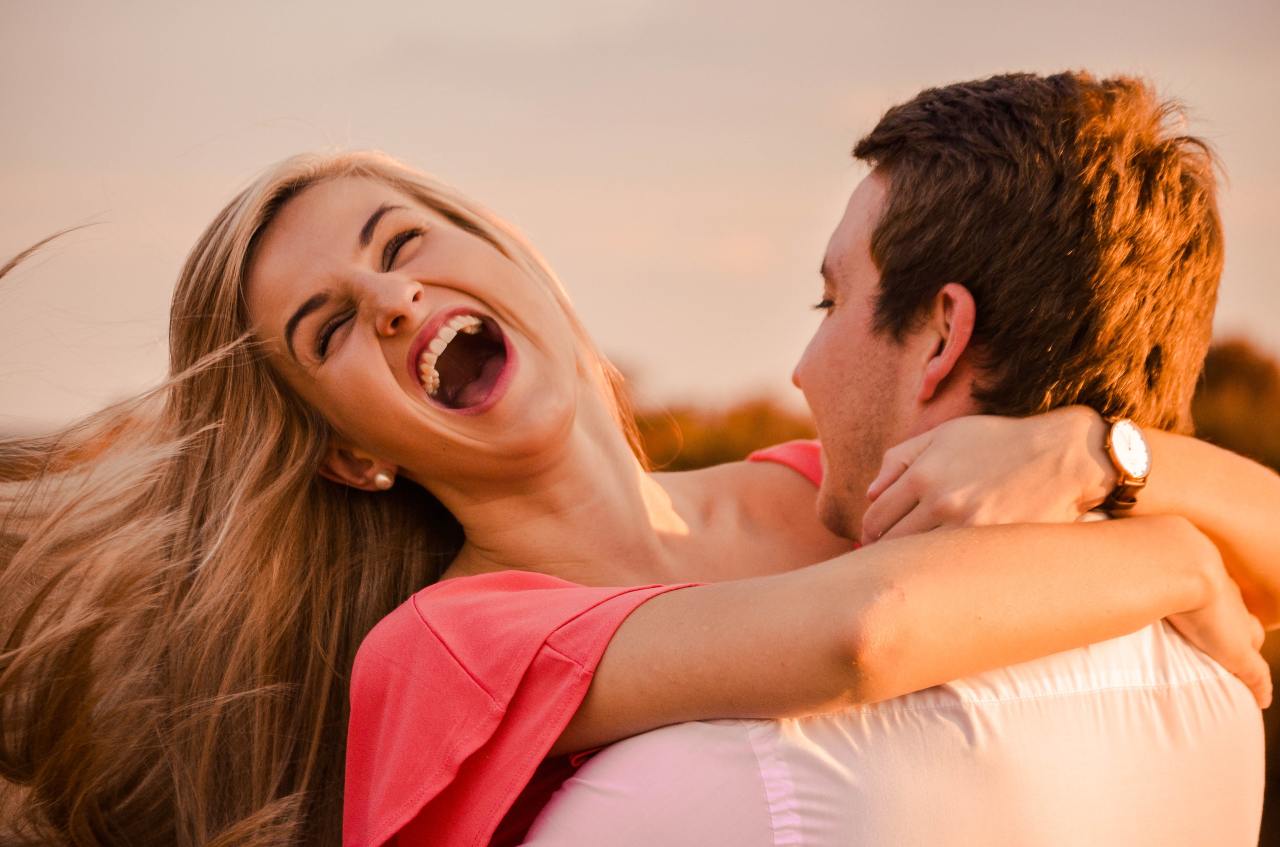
[524,621,1263,845]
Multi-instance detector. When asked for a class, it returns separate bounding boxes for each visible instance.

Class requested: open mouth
[413,311,510,412]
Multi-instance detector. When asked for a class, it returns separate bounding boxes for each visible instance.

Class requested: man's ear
[917,282,976,403]
[318,440,393,491]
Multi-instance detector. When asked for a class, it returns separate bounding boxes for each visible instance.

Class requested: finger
[861,475,920,543]
[1250,615,1266,652]
[1231,648,1273,709]
[877,502,944,543]
[867,432,933,502]
[1244,654,1273,709]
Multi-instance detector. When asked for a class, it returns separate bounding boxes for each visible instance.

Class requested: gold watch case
[1103,417,1150,511]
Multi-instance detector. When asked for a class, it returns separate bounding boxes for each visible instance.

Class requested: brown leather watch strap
[1103,478,1146,511]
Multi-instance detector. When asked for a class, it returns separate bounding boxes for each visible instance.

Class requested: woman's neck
[435,402,700,587]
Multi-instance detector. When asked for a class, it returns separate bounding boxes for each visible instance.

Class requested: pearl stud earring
[372,472,394,491]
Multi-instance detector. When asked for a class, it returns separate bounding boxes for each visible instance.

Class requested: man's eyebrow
[359,203,405,250]
[285,291,331,361]
[820,258,834,282]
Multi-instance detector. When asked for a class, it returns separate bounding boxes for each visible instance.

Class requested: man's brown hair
[854,71,1222,432]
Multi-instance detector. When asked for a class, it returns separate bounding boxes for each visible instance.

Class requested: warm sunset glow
[1,1,1277,432]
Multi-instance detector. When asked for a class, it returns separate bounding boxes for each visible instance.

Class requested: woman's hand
[1165,525,1272,708]
[862,406,1115,543]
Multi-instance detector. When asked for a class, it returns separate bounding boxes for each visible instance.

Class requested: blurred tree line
[636,397,815,471]
[636,339,1280,475]
[1192,340,1280,471]
[1193,340,1280,847]
[634,337,1280,845]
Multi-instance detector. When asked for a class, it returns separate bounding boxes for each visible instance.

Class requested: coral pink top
[342,441,824,847]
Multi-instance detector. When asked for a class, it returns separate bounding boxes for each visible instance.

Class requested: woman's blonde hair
[0,151,642,845]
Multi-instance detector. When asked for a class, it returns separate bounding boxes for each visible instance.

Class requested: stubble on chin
[817,478,865,544]
[818,423,893,544]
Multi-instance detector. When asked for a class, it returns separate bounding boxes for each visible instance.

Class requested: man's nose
[791,352,808,390]
[792,335,817,390]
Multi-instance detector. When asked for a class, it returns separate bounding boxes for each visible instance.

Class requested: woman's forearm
[846,515,1211,704]
[557,515,1215,754]
[1086,418,1280,627]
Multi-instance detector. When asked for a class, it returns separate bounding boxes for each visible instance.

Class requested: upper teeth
[418,314,483,396]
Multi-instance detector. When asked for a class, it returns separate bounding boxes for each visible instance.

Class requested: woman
[0,151,1273,847]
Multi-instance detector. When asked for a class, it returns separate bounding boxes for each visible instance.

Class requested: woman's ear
[319,441,395,491]
[917,282,976,403]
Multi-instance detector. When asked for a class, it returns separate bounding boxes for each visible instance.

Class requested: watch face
[1112,419,1151,478]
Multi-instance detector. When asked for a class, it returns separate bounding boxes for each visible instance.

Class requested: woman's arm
[1090,416,1280,628]
[551,514,1262,756]
[861,408,1280,627]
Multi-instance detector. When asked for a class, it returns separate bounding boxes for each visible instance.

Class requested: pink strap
[747,440,823,487]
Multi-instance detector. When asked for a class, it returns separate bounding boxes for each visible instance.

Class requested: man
[523,72,1264,845]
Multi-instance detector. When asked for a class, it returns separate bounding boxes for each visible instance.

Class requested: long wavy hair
[0,151,642,846]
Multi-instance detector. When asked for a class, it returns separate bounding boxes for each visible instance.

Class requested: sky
[2,0,1277,429]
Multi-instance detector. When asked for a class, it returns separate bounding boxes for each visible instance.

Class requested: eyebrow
[281,203,406,362]
[820,258,834,283]
[359,203,405,249]
[285,291,331,361]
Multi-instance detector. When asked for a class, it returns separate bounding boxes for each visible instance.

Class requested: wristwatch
[1102,417,1151,511]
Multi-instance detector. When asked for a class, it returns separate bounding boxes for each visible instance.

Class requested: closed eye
[312,226,425,361]
[316,309,355,359]
[813,298,835,311]
[382,227,425,272]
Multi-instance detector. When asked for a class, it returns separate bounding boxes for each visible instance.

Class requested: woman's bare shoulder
[662,458,854,574]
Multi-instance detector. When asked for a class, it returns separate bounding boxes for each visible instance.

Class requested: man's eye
[813,298,835,311]
[382,227,424,271]
[316,311,355,359]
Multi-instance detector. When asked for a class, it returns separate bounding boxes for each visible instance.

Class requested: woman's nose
[373,280,424,338]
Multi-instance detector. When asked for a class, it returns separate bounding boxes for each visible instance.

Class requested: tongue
[456,353,506,408]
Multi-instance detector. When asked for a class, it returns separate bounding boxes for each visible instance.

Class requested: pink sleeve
[342,570,698,847]
[747,439,824,487]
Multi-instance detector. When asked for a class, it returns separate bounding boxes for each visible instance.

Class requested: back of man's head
[854,71,1222,433]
